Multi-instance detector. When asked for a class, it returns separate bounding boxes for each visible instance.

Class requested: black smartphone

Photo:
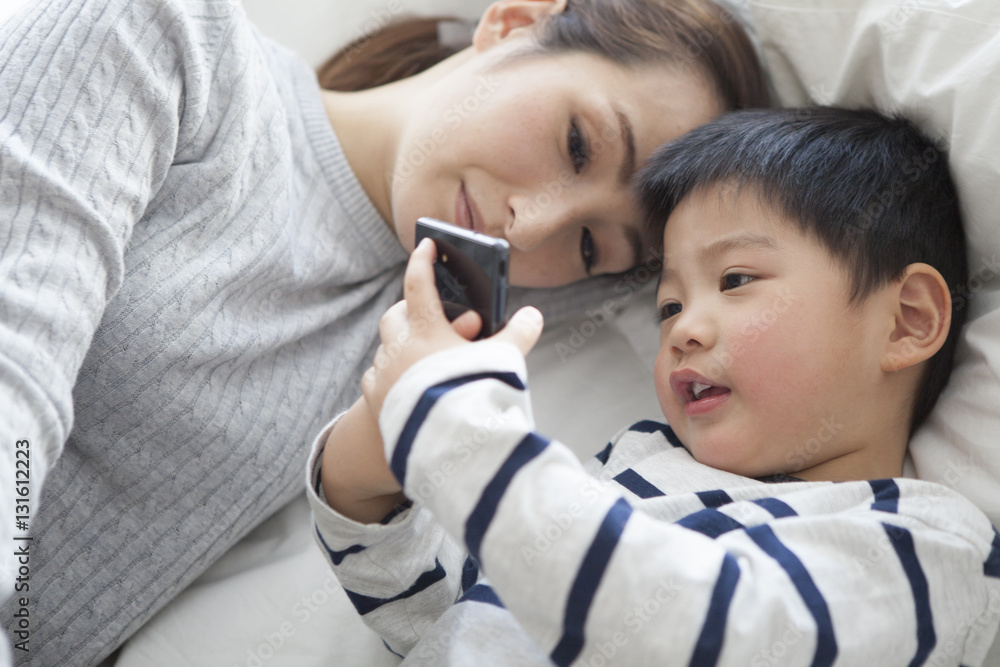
[414,216,509,339]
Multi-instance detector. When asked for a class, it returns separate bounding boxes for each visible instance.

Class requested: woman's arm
[0,0,221,606]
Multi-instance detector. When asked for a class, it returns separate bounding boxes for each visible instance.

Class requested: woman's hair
[637,106,968,435]
[318,16,468,92]
[318,0,770,111]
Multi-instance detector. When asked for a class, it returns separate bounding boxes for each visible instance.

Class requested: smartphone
[414,216,509,339]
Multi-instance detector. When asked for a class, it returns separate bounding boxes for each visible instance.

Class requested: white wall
[0,0,30,25]
[240,0,492,67]
[0,0,491,67]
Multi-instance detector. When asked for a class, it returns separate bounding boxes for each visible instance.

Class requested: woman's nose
[505,190,578,253]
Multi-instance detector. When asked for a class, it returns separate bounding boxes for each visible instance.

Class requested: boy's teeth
[692,382,711,400]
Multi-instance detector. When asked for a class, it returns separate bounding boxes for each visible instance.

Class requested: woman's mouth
[455,182,477,233]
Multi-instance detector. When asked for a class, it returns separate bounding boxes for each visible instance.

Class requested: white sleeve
[305,416,470,657]
[376,342,1000,666]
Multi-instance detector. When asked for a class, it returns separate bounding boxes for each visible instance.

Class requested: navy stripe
[747,525,838,667]
[690,554,741,666]
[868,479,900,514]
[458,582,504,608]
[380,499,412,525]
[465,432,549,562]
[390,371,525,484]
[382,640,405,659]
[697,489,734,509]
[550,498,634,667]
[461,555,480,593]
[677,508,744,538]
[754,497,798,519]
[883,523,936,665]
[613,468,665,498]
[344,559,447,615]
[314,526,366,566]
[595,442,613,465]
[985,530,1000,579]
[629,420,685,448]
[629,419,672,435]
[663,427,686,449]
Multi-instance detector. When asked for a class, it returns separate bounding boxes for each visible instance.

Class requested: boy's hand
[321,396,406,523]
[362,237,544,419]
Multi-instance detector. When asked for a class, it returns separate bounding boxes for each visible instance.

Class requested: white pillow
[747,0,1000,530]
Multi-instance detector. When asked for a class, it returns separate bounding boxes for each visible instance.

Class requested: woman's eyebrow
[615,109,636,185]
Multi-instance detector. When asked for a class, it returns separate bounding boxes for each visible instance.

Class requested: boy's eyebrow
[702,232,778,260]
[660,232,778,281]
[615,109,636,185]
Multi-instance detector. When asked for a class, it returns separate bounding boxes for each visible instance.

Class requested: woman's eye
[721,273,756,291]
[658,302,682,321]
[568,118,590,174]
[581,226,596,274]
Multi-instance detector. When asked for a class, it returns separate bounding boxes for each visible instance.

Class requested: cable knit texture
[0,0,409,663]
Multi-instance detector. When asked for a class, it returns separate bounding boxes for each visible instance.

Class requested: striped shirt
[308,341,1000,666]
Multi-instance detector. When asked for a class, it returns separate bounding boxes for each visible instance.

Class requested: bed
[6,0,992,663]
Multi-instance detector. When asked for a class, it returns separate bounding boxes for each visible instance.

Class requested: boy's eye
[581,227,596,275]
[721,273,756,291]
[658,302,682,322]
[568,118,591,174]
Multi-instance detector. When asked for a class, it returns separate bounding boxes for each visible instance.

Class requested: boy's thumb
[493,306,544,356]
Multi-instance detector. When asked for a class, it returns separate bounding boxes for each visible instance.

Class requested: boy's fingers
[451,309,483,341]
[361,365,377,402]
[403,238,446,327]
[378,300,408,343]
[490,306,544,356]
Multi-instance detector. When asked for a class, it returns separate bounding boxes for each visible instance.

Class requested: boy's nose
[669,308,714,358]
[670,338,702,359]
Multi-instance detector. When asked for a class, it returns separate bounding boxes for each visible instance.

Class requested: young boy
[307,107,1000,666]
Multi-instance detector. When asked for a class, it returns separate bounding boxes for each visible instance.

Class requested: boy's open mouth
[670,370,732,415]
[689,381,730,402]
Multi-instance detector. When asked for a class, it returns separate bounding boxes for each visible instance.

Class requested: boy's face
[653,186,896,480]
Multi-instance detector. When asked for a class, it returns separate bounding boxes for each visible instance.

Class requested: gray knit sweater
[0,0,411,663]
[0,0,633,664]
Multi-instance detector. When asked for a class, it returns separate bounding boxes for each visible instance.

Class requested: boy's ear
[881,263,952,373]
[473,0,567,51]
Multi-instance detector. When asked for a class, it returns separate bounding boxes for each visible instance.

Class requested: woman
[0,0,766,664]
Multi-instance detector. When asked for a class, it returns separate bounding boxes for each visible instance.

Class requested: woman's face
[389,47,721,287]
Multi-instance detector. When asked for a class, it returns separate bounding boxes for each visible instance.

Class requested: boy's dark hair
[637,106,968,435]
